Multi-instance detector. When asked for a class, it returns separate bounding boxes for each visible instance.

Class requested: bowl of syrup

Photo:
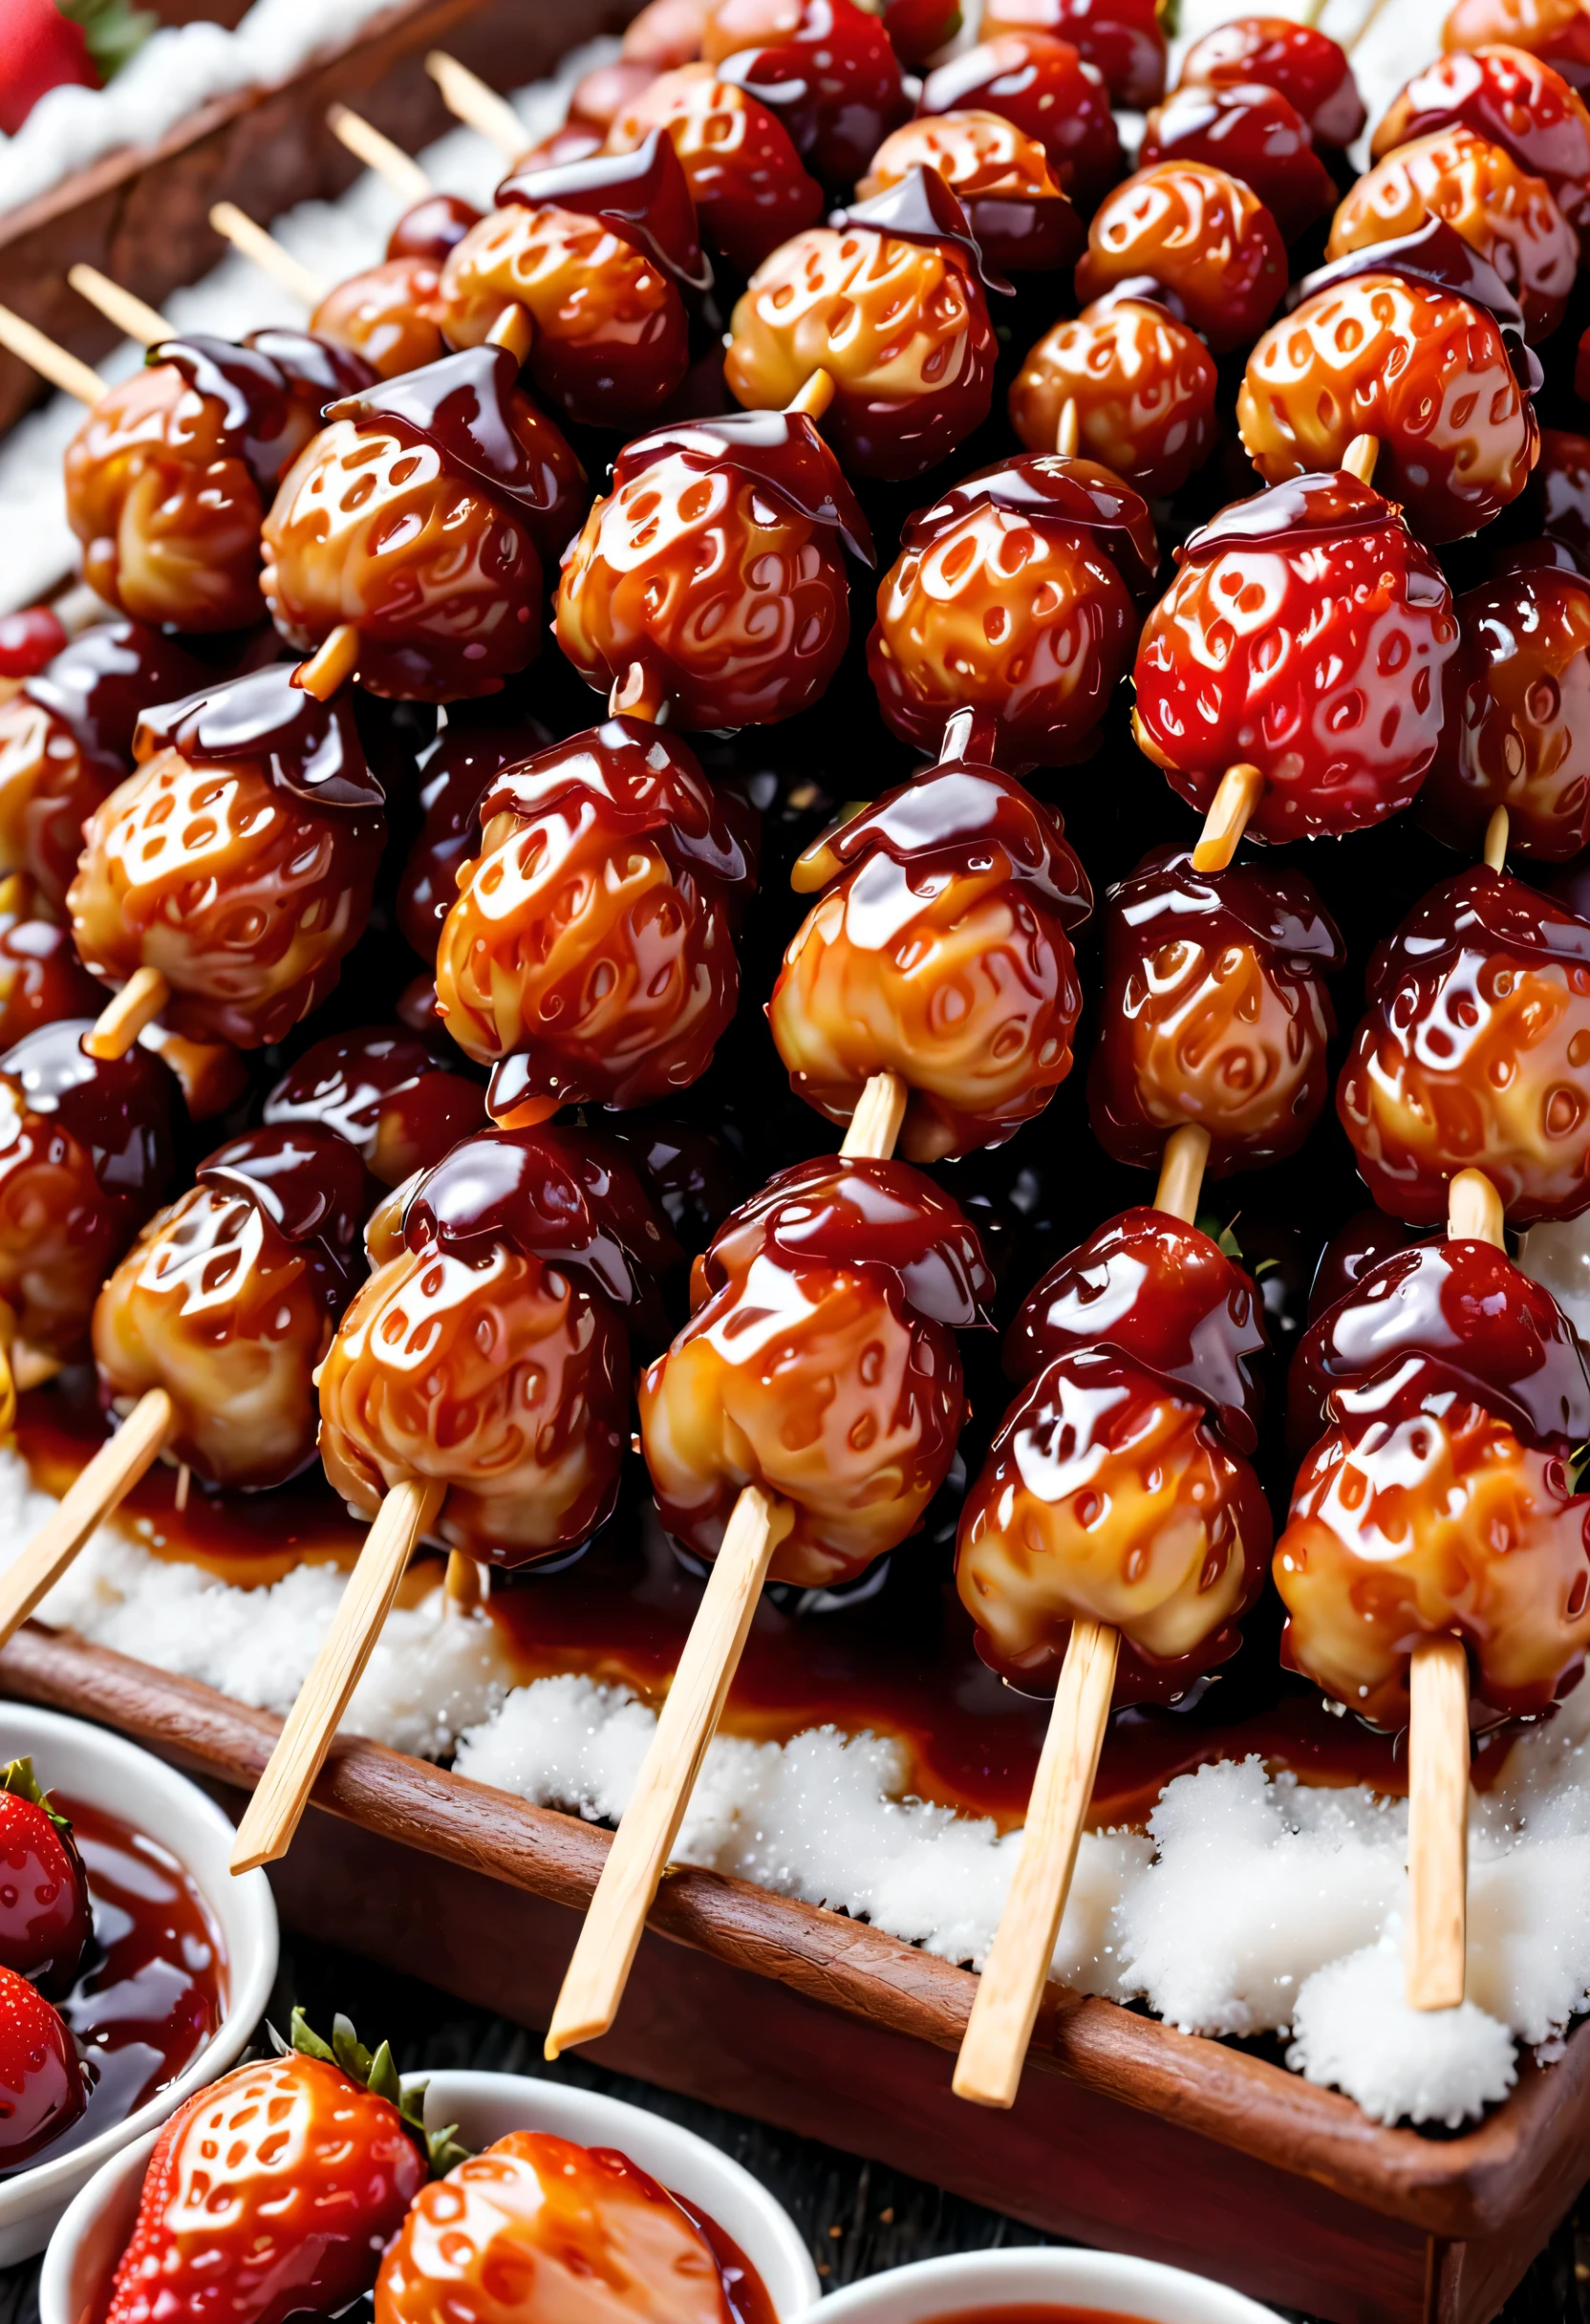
[0,1705,277,2262]
[812,2250,1281,2324]
[41,2063,821,2324]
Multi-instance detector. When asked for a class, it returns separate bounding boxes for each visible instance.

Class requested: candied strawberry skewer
[230,1124,679,1871]
[1276,1171,1590,2008]
[952,847,1343,2107]
[542,723,1084,2057]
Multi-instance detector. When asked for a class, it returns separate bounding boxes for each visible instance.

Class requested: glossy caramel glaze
[1444,0,1590,87]
[1288,1235,1590,1459]
[262,347,586,702]
[439,145,696,429]
[867,454,1155,767]
[857,110,1083,274]
[309,256,451,379]
[700,0,908,185]
[1177,18,1365,146]
[1277,1402,1590,1728]
[915,32,1123,206]
[554,413,869,728]
[94,1127,366,1492]
[641,1154,990,1587]
[435,717,757,1120]
[1239,247,1540,543]
[769,759,1090,1161]
[0,1025,175,1362]
[1008,297,1216,499]
[1075,161,1287,354]
[264,1028,486,1185]
[1329,128,1576,343]
[1371,43,1590,236]
[0,624,209,908]
[376,2134,735,2324]
[606,66,824,273]
[0,913,103,1053]
[398,716,546,963]
[1140,82,1336,243]
[1419,565,1590,861]
[64,365,270,635]
[68,668,384,1050]
[1087,849,1344,1179]
[1007,1205,1267,1453]
[1133,474,1456,839]
[956,1347,1272,1698]
[388,193,484,263]
[724,172,999,482]
[981,0,1164,107]
[1338,865,1590,1222]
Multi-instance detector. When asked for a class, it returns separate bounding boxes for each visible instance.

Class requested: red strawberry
[0,1756,91,1996]
[104,2012,449,2324]
[0,0,97,137]
[0,608,67,683]
[0,1961,85,2164]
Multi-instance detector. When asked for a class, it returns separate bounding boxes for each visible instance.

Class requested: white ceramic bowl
[0,1704,277,2264]
[43,2064,821,2324]
[815,2248,1282,2324]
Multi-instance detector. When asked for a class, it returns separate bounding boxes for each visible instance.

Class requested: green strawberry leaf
[0,1756,73,1839]
[54,0,156,79]
[288,2010,471,2178]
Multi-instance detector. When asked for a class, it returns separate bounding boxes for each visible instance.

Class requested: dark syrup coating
[497,130,712,291]
[1288,1236,1590,1458]
[1178,17,1365,145]
[386,193,483,264]
[1289,213,1541,393]
[155,334,376,497]
[0,919,104,1065]
[1338,865,1590,1222]
[398,716,548,962]
[984,0,1165,107]
[916,32,1123,205]
[606,68,825,276]
[264,1029,485,1187]
[709,0,909,186]
[1087,848,1343,1176]
[1007,1205,1269,1453]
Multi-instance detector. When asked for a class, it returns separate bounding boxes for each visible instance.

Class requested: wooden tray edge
[0,1619,1579,2244]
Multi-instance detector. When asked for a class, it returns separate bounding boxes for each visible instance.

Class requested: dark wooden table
[1,1935,1575,2324]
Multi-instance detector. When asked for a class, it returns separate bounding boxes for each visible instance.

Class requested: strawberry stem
[285,2008,470,2176]
[0,1755,73,1838]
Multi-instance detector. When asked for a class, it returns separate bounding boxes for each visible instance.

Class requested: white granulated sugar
[1113,1758,1407,2037]
[7,1429,1590,2124]
[1287,1942,1519,2127]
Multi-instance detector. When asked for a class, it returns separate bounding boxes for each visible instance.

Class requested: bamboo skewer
[0,1389,174,1649]
[426,52,526,157]
[85,966,170,1062]
[545,1068,906,2061]
[328,103,434,202]
[209,204,329,307]
[1056,398,1079,459]
[229,1478,445,1871]
[1343,433,1380,486]
[952,1120,1211,2107]
[0,306,105,406]
[67,266,174,349]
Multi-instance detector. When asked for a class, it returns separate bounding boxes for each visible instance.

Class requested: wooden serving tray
[0,0,628,435]
[0,1621,1580,2324]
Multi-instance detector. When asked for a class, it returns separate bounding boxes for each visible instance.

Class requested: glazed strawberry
[104,2012,448,2324]
[0,1962,84,2164]
[376,2131,735,2324]
[0,1757,90,1997]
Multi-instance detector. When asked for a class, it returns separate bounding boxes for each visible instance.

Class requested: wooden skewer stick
[1190,764,1263,875]
[1343,433,1381,486]
[229,1477,445,1872]
[0,305,105,407]
[85,965,169,1062]
[544,1061,906,2060]
[952,1120,1212,2108]
[0,1388,173,1648]
[788,367,835,421]
[1056,398,1079,459]
[426,52,525,157]
[1344,0,1399,54]
[209,204,329,307]
[296,624,360,700]
[1484,805,1510,872]
[66,265,173,349]
[173,1463,191,1515]
[327,103,434,203]
[444,1547,484,1615]
[485,303,534,364]
[1400,1160,1494,2012]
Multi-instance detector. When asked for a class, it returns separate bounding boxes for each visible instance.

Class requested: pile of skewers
[0,0,1589,2117]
